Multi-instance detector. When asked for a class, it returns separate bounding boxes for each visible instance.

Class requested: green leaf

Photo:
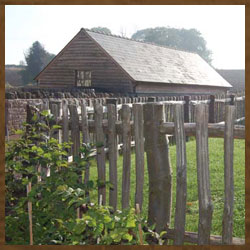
[41,110,49,116]
[126,218,136,228]
[21,178,29,185]
[122,233,133,242]
[160,231,167,238]
[103,215,112,223]
[43,153,52,160]
[52,125,61,130]
[31,145,38,151]
[107,221,115,230]
[56,185,68,192]
[110,232,121,242]
[32,113,38,122]
[15,129,24,135]
[74,222,86,234]
[95,223,104,235]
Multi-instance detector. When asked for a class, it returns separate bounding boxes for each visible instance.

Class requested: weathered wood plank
[81,100,90,198]
[62,100,69,143]
[121,105,132,210]
[159,122,245,139]
[107,104,118,210]
[133,104,144,211]
[94,102,106,205]
[184,96,190,123]
[209,95,215,123]
[50,102,60,140]
[222,105,235,244]
[173,104,187,245]
[81,100,90,143]
[195,104,213,245]
[68,104,80,160]
[57,116,245,139]
[143,103,172,233]
[26,182,33,245]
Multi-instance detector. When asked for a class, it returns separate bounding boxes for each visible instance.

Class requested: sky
[5,5,245,69]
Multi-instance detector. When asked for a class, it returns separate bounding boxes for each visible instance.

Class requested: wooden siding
[135,82,228,95]
[38,30,133,93]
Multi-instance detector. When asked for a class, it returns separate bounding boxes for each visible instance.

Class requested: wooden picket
[121,105,132,210]
[195,104,213,245]
[173,104,187,245]
[133,104,144,211]
[107,104,118,210]
[222,105,235,244]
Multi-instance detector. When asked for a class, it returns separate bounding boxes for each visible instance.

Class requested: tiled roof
[86,29,231,88]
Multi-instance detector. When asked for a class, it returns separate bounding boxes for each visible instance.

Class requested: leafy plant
[5,107,166,245]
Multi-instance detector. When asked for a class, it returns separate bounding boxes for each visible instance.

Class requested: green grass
[87,138,245,239]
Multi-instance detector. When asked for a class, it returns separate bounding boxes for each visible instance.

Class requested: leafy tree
[20,41,55,85]
[132,27,212,64]
[90,27,112,35]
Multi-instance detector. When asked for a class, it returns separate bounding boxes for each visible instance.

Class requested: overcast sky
[5,5,245,69]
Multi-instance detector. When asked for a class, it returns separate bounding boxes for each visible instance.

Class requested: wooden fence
[26,94,245,245]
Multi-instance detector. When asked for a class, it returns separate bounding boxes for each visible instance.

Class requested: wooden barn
[35,28,232,95]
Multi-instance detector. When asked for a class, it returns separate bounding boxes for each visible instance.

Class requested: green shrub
[5,108,165,245]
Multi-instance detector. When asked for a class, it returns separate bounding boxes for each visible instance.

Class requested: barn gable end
[35,29,134,93]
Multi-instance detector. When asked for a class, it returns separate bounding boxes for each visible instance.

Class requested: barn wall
[37,30,133,93]
[135,82,229,95]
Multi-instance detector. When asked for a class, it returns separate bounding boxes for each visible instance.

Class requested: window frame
[75,70,92,87]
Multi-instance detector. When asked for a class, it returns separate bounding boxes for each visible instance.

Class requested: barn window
[75,70,92,87]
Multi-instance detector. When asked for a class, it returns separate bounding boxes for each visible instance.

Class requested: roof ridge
[83,28,197,55]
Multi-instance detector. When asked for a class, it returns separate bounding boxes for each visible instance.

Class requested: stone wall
[5,99,43,136]
[5,87,118,99]
[5,97,108,136]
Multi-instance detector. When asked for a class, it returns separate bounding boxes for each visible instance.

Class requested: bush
[5,108,165,245]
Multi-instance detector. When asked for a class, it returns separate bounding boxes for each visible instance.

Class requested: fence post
[184,96,190,123]
[173,104,187,245]
[107,104,118,210]
[81,99,90,199]
[68,104,80,161]
[106,98,117,106]
[148,97,156,102]
[229,94,235,106]
[50,100,61,141]
[133,104,144,211]
[209,95,215,123]
[121,105,131,210]
[143,103,172,233]
[222,105,235,244]
[184,96,190,142]
[196,104,213,245]
[94,102,106,205]
[62,99,69,143]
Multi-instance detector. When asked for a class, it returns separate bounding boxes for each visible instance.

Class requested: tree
[131,27,212,64]
[20,41,55,85]
[90,26,112,35]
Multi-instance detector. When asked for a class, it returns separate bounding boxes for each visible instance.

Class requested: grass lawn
[88,138,245,239]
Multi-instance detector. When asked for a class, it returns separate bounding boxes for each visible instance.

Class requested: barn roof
[85,29,231,88]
